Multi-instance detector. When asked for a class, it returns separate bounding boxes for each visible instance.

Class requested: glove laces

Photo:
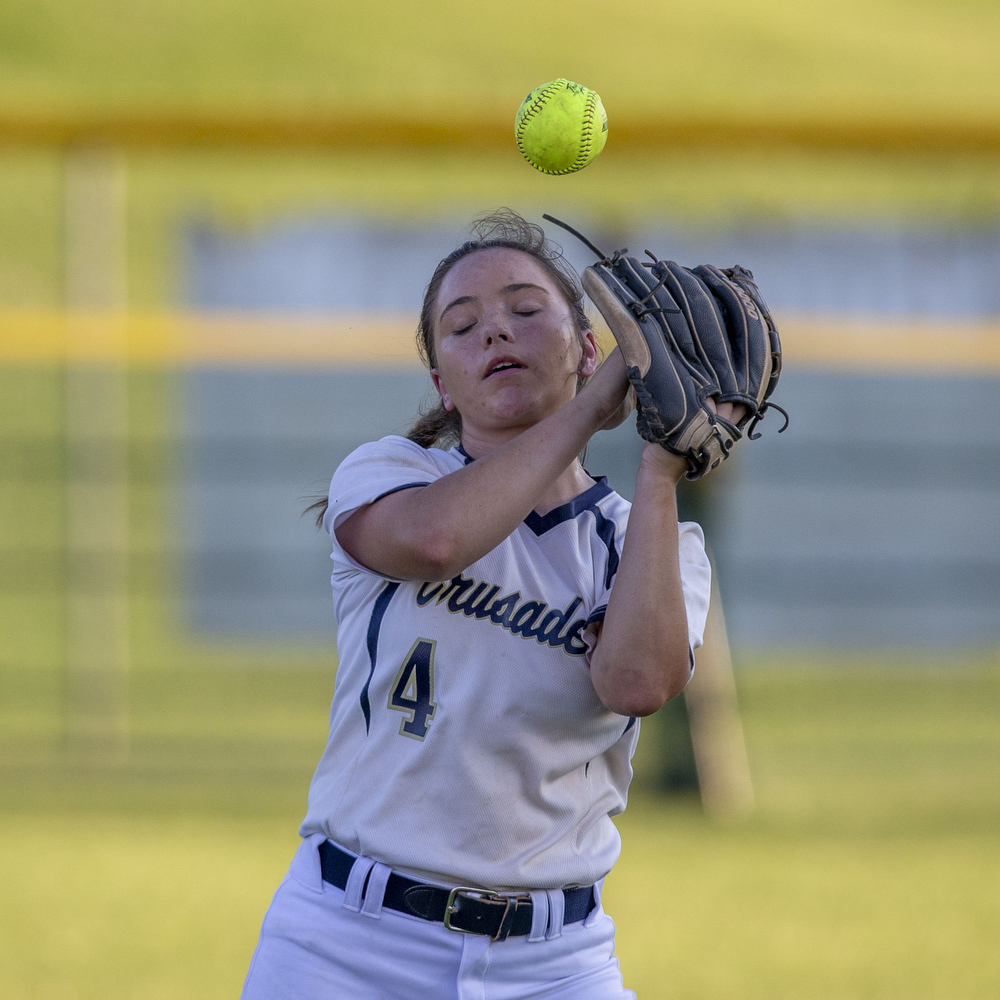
[747,400,790,439]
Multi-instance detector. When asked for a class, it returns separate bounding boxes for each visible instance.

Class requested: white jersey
[300,435,711,891]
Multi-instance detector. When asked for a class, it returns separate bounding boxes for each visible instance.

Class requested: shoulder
[335,435,458,477]
[325,436,461,534]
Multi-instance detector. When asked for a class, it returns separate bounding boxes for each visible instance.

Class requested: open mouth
[484,359,525,379]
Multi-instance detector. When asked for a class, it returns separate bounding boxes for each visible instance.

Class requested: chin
[485,398,560,433]
[467,380,575,435]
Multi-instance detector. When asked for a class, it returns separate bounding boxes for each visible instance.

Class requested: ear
[431,369,456,411]
[577,329,599,379]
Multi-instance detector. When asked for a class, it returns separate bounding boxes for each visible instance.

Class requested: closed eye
[452,321,476,334]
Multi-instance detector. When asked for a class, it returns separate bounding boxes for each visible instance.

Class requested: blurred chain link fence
[2,210,998,799]
[177,215,1000,646]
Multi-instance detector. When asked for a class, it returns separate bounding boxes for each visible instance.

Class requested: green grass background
[2,660,998,1000]
[2,368,1000,999]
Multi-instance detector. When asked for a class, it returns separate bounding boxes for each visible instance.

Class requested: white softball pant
[241,833,636,1000]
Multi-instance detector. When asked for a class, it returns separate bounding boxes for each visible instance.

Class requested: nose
[480,307,513,346]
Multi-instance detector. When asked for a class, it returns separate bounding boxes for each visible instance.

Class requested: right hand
[582,347,634,431]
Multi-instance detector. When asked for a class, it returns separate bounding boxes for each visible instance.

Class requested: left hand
[640,397,748,485]
[709,397,747,427]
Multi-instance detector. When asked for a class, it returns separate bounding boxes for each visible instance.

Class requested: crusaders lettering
[415,576,591,656]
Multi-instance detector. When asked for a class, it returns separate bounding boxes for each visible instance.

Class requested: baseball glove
[545,215,787,481]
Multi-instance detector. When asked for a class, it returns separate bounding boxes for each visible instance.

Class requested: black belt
[318,840,595,942]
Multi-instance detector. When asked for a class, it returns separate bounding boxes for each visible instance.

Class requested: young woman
[241,211,720,999]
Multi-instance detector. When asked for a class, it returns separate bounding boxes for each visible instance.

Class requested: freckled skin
[430,248,597,447]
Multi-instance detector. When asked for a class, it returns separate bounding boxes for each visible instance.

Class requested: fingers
[705,396,747,426]
[717,401,747,425]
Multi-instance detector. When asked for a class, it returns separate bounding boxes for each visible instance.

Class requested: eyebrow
[439,283,549,322]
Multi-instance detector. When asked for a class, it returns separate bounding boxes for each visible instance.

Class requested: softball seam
[515,79,566,166]
[570,92,598,174]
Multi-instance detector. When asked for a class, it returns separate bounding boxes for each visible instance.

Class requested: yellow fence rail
[1,311,998,372]
[1,112,999,154]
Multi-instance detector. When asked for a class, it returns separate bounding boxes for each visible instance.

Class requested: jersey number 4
[388,638,437,740]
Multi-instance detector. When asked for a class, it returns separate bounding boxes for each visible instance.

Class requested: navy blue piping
[372,481,431,503]
[590,506,620,589]
[587,604,608,625]
[453,448,621,584]
[623,716,636,734]
[523,478,613,536]
[360,582,400,732]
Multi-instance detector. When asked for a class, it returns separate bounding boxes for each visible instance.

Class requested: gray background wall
[185,215,1000,319]
[178,216,1000,648]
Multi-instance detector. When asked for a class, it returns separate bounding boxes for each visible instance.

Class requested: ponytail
[406,401,462,449]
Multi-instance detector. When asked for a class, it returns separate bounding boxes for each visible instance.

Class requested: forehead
[437,247,560,307]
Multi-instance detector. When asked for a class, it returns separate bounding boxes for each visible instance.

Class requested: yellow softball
[515,79,608,175]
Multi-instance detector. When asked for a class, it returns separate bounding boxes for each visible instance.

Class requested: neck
[458,426,595,516]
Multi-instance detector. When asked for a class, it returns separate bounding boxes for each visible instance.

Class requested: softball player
[241,211,719,999]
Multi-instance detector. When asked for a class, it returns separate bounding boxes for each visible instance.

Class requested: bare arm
[588,445,692,717]
[589,399,742,717]
[335,352,631,581]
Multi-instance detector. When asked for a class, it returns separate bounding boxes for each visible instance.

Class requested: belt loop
[342,855,376,912]
[583,879,603,928]
[544,888,564,940]
[527,890,549,942]
[359,862,392,919]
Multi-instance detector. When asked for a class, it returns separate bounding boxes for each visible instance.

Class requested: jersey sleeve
[581,518,712,661]
[677,520,711,651]
[324,435,447,577]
